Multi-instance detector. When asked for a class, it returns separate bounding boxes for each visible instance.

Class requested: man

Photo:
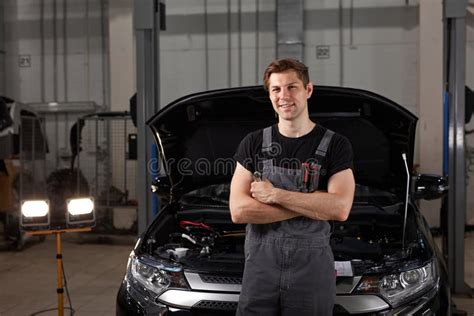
[230,58,355,315]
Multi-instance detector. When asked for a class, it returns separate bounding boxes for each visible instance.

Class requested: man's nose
[279,88,290,99]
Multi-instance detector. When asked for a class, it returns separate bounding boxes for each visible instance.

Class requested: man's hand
[250,180,276,204]
[229,163,300,224]
[271,168,355,221]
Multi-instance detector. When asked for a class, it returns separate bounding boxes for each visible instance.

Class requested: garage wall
[304,1,418,114]
[417,0,443,228]
[0,0,5,94]
[466,6,474,225]
[160,0,419,114]
[2,0,111,204]
[159,0,474,227]
[160,0,276,104]
[3,0,474,227]
[0,1,6,95]
[108,0,133,112]
[3,0,107,105]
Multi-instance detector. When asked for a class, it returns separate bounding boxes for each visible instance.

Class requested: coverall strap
[314,129,334,158]
[261,126,273,153]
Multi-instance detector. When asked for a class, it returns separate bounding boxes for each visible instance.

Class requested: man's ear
[306,82,314,98]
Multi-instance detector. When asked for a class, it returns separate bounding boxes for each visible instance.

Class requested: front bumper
[116,279,443,315]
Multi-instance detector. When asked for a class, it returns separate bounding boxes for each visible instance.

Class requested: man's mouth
[278,103,294,109]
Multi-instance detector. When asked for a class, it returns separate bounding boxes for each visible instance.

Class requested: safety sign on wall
[18,55,31,68]
[316,46,330,59]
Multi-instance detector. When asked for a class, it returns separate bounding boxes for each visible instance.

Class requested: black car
[117,86,450,315]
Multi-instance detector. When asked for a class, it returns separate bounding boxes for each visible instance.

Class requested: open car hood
[147,86,417,197]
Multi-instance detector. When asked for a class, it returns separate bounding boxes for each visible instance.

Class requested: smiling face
[268,70,313,123]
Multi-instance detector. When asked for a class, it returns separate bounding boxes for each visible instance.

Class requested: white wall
[109,0,134,112]
[107,0,135,200]
[304,1,419,114]
[417,0,443,227]
[160,0,419,113]
[4,0,106,105]
[160,0,277,105]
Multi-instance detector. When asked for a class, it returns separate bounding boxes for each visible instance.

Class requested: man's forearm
[272,189,350,221]
[230,196,300,224]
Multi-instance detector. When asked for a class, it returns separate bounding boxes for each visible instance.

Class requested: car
[116,86,450,315]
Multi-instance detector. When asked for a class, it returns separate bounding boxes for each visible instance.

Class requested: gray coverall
[237,127,336,316]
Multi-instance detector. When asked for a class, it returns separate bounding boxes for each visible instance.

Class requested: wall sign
[316,46,330,59]
[19,55,31,68]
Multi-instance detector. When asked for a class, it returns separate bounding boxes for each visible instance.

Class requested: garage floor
[0,232,473,315]
[0,233,133,316]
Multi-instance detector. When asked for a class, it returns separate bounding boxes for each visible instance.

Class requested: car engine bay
[146,190,429,276]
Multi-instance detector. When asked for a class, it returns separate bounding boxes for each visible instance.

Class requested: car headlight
[355,261,438,307]
[126,254,189,302]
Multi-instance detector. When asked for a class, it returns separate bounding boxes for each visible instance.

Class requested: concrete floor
[449,231,474,315]
[0,232,473,315]
[0,233,133,316]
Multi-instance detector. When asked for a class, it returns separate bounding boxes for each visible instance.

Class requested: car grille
[192,301,348,314]
[193,300,238,311]
[199,275,242,285]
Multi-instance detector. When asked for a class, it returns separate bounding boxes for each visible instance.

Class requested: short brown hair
[263,58,310,91]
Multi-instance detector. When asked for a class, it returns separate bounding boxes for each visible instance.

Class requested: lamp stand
[25,227,92,316]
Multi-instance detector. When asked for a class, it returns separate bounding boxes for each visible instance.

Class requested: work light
[20,200,50,228]
[22,197,95,316]
[66,197,95,226]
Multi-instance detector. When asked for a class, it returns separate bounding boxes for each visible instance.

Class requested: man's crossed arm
[229,162,355,224]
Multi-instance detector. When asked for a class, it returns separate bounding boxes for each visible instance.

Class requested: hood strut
[401,153,410,254]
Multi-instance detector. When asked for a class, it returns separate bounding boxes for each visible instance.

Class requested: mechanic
[230,58,355,315]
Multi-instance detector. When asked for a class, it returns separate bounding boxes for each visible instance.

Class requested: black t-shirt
[234,124,353,190]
